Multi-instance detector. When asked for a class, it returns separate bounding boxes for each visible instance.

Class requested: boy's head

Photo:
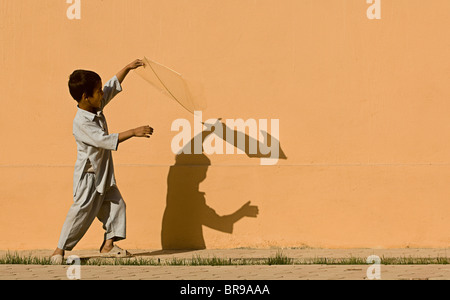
[68,70,102,103]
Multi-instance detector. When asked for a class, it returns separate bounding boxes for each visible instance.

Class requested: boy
[51,59,153,264]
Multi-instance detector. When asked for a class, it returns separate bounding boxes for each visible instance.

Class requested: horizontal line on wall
[1,163,450,168]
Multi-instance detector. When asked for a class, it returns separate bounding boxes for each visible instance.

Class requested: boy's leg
[96,185,126,251]
[57,173,104,251]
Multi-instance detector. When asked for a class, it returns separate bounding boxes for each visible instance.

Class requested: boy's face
[84,80,104,110]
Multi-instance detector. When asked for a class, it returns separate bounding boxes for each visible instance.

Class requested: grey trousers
[57,173,126,251]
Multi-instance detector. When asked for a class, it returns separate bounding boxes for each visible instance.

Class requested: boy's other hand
[127,59,145,70]
[134,125,154,138]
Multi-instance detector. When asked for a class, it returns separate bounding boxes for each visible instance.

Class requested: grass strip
[1,251,449,266]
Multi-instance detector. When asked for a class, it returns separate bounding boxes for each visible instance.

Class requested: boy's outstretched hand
[134,125,154,138]
[116,58,145,84]
[127,59,145,70]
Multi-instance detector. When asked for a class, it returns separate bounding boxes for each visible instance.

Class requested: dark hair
[68,70,101,102]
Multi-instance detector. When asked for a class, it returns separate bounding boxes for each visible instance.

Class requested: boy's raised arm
[102,59,145,109]
[116,59,145,84]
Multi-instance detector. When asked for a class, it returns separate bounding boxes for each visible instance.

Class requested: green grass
[0,252,52,265]
[267,251,294,265]
[1,251,449,266]
[299,256,450,265]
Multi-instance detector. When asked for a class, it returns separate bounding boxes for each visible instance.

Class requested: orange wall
[1,0,450,250]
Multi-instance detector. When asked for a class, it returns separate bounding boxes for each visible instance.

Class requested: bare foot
[50,248,65,265]
[52,248,65,257]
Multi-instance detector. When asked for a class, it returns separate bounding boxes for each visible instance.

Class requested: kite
[134,57,206,114]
